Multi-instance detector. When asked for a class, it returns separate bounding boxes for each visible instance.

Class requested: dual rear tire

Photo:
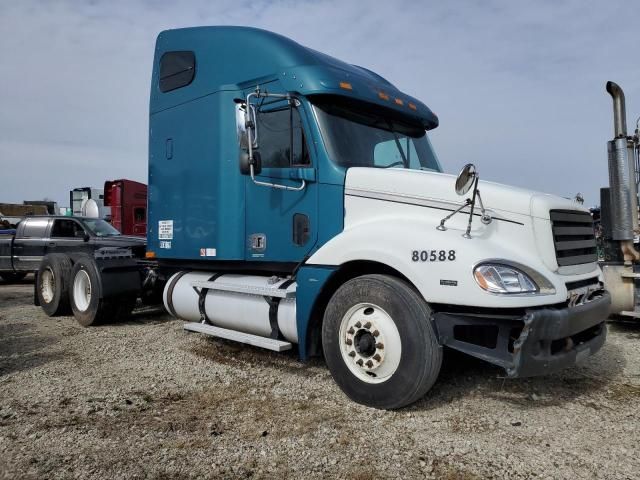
[322,274,442,410]
[70,256,137,326]
[37,254,135,326]
[37,254,73,316]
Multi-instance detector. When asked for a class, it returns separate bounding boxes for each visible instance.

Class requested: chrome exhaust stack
[606,81,627,138]
[606,81,640,263]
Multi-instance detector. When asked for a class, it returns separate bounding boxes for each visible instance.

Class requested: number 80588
[412,250,456,262]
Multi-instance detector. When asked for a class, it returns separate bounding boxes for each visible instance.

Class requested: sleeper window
[159,51,196,93]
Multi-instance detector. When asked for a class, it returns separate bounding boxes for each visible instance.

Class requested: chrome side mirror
[437,163,492,238]
[236,102,258,149]
[455,163,477,195]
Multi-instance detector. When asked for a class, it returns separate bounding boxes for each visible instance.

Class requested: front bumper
[432,291,611,377]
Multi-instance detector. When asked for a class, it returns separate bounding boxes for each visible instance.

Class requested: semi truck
[35,27,609,409]
[103,179,147,237]
[595,82,640,318]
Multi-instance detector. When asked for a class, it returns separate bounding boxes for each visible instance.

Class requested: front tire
[322,274,442,409]
[36,254,72,316]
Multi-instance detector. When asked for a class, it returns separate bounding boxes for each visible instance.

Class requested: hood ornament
[436,163,492,238]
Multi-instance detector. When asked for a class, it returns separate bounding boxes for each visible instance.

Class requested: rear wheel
[70,256,114,327]
[0,271,28,283]
[36,254,72,316]
[322,274,442,409]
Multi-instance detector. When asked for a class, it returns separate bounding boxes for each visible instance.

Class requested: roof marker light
[408,103,417,110]
[339,81,353,90]
[378,92,389,101]
[394,98,404,106]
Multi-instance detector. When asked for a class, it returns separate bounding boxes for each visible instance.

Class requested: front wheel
[322,274,442,409]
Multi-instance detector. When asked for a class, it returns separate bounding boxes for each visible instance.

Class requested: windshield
[82,219,121,237]
[311,96,441,172]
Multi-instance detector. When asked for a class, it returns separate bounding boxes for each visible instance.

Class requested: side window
[51,220,84,238]
[21,219,49,238]
[159,51,196,93]
[256,106,310,168]
[292,108,310,166]
[134,207,146,222]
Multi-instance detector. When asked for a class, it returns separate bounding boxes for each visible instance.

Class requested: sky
[1,0,639,209]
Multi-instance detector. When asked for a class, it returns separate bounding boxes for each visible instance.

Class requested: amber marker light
[394,98,404,105]
[408,103,417,110]
[474,269,489,290]
[145,251,156,259]
[339,81,353,90]
[378,91,390,100]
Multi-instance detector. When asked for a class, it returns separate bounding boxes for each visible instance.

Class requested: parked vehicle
[35,27,609,409]
[103,179,147,237]
[1,216,144,292]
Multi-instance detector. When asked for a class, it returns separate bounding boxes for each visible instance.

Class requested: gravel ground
[0,278,639,479]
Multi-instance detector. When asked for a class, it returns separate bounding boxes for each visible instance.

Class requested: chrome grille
[550,210,597,267]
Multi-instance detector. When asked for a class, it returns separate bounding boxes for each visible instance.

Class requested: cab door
[244,99,318,264]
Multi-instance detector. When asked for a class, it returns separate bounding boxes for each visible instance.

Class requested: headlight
[474,264,538,294]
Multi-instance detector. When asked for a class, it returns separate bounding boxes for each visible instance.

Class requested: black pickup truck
[0,216,148,319]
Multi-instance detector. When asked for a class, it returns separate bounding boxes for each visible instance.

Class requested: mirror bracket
[243,87,306,192]
[436,164,492,238]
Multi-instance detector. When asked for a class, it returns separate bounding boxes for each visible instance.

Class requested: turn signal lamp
[145,251,156,259]
[473,264,537,294]
[339,81,353,90]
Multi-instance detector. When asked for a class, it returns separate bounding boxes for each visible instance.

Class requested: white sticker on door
[159,220,173,240]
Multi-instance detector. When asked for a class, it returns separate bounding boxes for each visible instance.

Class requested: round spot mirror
[455,163,477,196]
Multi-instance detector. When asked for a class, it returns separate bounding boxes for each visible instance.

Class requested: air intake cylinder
[606,81,639,241]
[607,137,635,240]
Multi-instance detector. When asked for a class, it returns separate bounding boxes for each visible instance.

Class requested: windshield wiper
[385,118,408,168]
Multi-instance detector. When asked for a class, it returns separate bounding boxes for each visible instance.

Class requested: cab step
[183,322,293,352]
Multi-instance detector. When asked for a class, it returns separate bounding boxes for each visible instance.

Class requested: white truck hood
[344,168,587,220]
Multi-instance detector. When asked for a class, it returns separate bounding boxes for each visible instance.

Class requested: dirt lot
[0,278,639,479]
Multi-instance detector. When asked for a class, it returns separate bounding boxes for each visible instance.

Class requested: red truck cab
[103,179,147,237]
